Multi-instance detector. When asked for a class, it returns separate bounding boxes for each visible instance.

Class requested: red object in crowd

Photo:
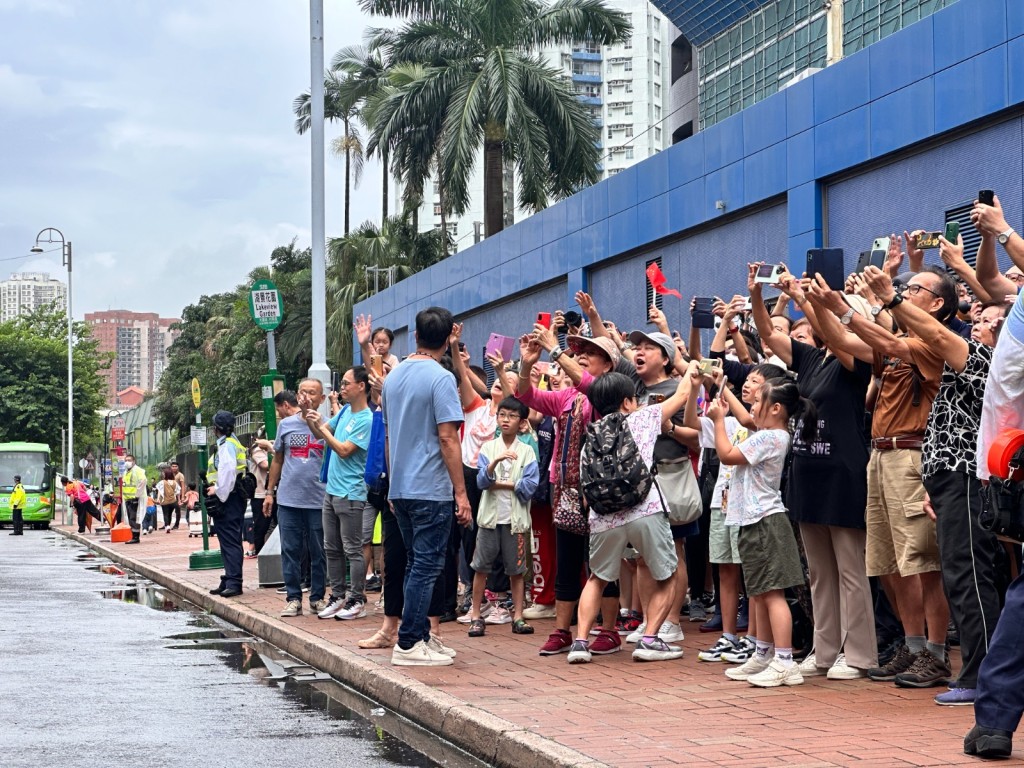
[988,429,1024,480]
[646,262,682,299]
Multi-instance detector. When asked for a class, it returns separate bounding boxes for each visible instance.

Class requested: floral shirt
[922,339,991,479]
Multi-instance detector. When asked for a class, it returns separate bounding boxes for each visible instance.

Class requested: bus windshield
[0,452,50,492]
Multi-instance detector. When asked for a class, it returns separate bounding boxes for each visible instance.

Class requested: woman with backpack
[156,467,180,533]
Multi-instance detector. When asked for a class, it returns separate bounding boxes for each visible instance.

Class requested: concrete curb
[58,529,609,768]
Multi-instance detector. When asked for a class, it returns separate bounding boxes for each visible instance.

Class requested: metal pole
[307,0,331,403]
[65,241,74,480]
[267,331,278,371]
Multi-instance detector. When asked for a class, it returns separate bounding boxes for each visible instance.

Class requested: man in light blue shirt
[382,306,471,667]
[307,365,374,621]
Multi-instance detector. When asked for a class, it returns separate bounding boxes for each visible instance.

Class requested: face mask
[124,461,134,469]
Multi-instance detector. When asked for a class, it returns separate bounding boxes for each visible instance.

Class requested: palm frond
[520,0,632,48]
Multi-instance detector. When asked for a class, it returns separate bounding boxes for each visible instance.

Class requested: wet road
[0,534,481,768]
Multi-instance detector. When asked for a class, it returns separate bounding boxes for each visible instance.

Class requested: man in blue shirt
[306,365,374,621]
[382,306,472,667]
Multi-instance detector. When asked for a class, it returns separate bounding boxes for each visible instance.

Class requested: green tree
[362,0,631,236]
[0,304,109,462]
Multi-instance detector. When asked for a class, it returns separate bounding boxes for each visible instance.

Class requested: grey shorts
[361,501,377,546]
[589,513,677,583]
[709,507,741,564]
[738,513,804,597]
[471,525,528,577]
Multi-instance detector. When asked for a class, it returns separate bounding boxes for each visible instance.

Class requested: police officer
[208,410,247,598]
[9,475,26,535]
[122,455,148,544]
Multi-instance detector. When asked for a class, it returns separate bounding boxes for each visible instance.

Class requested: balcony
[571,72,602,84]
[578,95,602,106]
[571,50,602,61]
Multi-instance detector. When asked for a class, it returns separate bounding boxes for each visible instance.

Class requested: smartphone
[805,248,844,290]
[331,371,340,393]
[485,332,515,362]
[536,311,552,330]
[754,263,784,284]
[945,221,960,244]
[646,393,667,405]
[979,189,995,206]
[691,296,716,329]
[865,237,890,272]
[369,354,384,378]
[698,358,723,377]
[915,232,942,249]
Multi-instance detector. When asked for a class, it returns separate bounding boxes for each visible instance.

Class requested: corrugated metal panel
[589,203,787,338]
[826,117,1024,278]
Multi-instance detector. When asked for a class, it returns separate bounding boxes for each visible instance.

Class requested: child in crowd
[708,376,816,687]
[685,363,784,663]
[467,397,540,637]
[185,483,202,537]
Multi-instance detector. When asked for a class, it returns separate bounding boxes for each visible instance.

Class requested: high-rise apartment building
[652,0,958,131]
[0,272,67,322]
[417,0,672,249]
[84,310,180,405]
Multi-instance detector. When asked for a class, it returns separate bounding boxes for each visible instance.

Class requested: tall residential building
[417,0,672,249]
[0,272,67,322]
[651,0,958,131]
[84,310,180,405]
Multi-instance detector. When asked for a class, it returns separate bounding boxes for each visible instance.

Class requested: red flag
[646,262,682,299]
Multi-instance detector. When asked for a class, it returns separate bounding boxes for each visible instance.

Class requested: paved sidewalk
[60,525,1010,767]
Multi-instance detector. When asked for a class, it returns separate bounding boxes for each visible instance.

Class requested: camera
[562,310,582,328]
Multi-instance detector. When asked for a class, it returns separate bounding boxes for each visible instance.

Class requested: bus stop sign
[249,279,283,332]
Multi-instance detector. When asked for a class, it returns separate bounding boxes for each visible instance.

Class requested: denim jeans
[278,504,326,603]
[322,494,367,601]
[392,499,453,649]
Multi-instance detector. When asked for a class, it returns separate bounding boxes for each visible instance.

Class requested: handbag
[655,458,702,525]
[552,394,589,535]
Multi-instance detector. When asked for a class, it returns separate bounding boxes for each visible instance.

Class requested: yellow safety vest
[208,436,246,483]
[121,467,146,499]
[10,483,26,509]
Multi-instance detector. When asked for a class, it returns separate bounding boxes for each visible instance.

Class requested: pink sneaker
[589,629,622,655]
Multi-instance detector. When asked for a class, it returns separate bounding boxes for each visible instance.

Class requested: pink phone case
[486,333,515,361]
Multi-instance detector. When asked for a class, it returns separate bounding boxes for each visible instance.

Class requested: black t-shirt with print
[922,339,992,479]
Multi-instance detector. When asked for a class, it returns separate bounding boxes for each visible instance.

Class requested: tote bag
[655,458,702,524]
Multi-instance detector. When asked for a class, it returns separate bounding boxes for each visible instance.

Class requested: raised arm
[448,323,479,410]
[485,350,515,401]
[864,266,968,372]
[532,322,584,388]
[974,193,1024,275]
[804,276,879,364]
[749,264,793,367]
[354,313,375,364]
[937,233,995,303]
[575,291,610,340]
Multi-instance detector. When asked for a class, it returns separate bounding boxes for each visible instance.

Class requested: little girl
[184,483,202,537]
[708,376,816,688]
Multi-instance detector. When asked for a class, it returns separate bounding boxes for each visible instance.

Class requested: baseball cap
[628,330,675,362]
[565,334,621,366]
[213,410,236,432]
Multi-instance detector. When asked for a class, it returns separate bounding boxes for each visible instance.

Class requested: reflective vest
[121,467,146,499]
[208,436,246,483]
[10,483,26,509]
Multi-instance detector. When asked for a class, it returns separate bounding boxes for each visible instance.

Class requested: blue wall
[355,0,1024,350]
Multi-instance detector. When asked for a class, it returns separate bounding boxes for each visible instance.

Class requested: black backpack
[580,412,656,515]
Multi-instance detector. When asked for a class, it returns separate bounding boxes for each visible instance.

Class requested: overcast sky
[0,0,385,319]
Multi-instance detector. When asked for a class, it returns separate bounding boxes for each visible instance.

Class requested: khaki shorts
[865,449,940,577]
[708,507,741,564]
[589,513,677,583]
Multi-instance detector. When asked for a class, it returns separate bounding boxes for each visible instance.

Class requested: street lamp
[30,227,73,480]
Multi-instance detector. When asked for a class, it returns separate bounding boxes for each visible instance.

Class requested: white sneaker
[484,606,512,625]
[280,600,302,618]
[522,603,556,620]
[827,653,866,680]
[335,598,367,621]
[457,601,492,624]
[317,594,346,620]
[428,633,457,659]
[391,640,453,667]
[658,621,685,643]
[748,659,805,688]
[725,654,772,680]
[626,621,648,644]
[798,652,825,677]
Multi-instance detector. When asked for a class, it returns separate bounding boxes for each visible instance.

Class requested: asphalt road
[0,533,474,768]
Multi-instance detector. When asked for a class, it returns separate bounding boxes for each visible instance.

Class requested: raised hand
[747,262,762,294]
[519,334,542,367]
[884,234,905,277]
[863,265,895,305]
[532,323,559,352]
[485,350,506,372]
[972,193,1011,237]
[575,291,595,316]
[939,232,968,271]
[354,314,373,346]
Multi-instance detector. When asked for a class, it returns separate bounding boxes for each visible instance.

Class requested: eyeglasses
[1006,272,1024,284]
[339,380,356,388]
[904,283,940,298]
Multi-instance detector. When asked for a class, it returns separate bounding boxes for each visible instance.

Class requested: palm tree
[294,71,365,235]
[361,0,631,237]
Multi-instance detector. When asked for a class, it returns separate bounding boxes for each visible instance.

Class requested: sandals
[512,619,534,635]
[468,619,486,637]
[357,629,395,649]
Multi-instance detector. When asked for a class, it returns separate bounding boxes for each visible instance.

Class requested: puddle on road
[86,563,126,576]
[99,584,181,612]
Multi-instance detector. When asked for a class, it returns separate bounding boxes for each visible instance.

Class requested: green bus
[0,442,54,529]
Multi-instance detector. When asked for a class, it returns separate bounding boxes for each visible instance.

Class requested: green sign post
[250,279,285,439]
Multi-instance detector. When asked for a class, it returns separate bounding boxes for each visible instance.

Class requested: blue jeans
[278,504,326,603]
[392,499,452,649]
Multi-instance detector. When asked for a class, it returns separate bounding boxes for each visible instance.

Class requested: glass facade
[696,0,958,129]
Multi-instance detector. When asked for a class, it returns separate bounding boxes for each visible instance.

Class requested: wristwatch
[884,293,904,310]
[550,346,564,361]
[998,228,1016,245]
[870,304,883,318]
[840,308,856,326]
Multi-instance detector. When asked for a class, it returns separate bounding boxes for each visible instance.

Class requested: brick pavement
[62,524,1014,767]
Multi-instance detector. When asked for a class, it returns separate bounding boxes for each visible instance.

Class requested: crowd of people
[98,193,1024,759]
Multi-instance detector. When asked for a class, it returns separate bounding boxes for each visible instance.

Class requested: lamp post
[30,228,73,480]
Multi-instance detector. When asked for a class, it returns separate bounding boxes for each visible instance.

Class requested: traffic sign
[191,377,201,408]
[249,279,283,331]
[191,426,208,445]
[78,458,89,470]
[111,427,125,441]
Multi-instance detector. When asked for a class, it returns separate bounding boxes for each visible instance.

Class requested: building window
[625,147,634,160]
[654,82,661,98]
[624,60,633,72]
[607,127,613,139]
[625,126,633,138]
[433,203,442,216]
[654,105,661,120]
[654,61,661,77]
[623,35,632,49]
[625,103,633,116]
[625,82,632,93]
[654,127,662,142]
